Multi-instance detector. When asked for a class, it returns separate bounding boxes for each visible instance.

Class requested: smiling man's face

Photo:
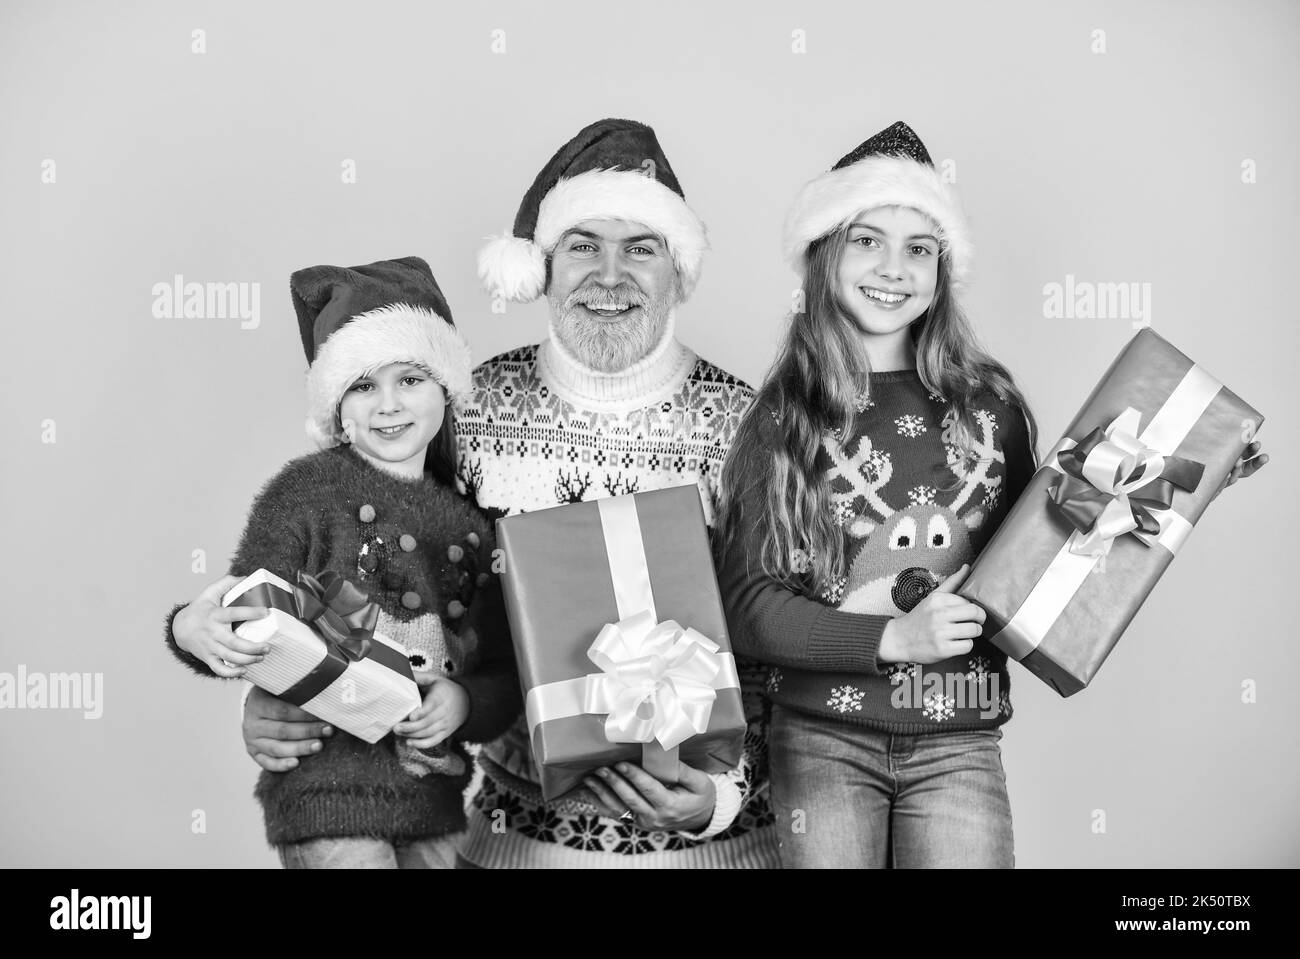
[546,218,681,372]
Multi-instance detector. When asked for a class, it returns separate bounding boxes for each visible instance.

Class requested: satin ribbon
[584,610,728,751]
[524,496,740,781]
[228,570,406,706]
[1048,407,1205,563]
[990,362,1222,663]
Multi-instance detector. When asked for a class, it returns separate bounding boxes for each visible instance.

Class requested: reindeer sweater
[163,445,521,845]
[719,369,1036,732]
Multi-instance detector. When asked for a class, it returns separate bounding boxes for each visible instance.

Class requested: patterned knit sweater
[718,369,1035,733]
[164,445,521,845]
[454,316,779,868]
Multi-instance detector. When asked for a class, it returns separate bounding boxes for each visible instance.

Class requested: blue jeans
[768,704,1014,868]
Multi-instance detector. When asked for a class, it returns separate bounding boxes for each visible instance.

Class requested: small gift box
[496,484,745,802]
[959,328,1264,696]
[222,569,420,743]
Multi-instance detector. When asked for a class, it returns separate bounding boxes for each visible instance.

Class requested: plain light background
[1,0,1295,867]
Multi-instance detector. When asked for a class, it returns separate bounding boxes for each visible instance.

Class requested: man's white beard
[549,282,674,373]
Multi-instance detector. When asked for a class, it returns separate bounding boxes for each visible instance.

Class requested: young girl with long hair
[718,122,1039,868]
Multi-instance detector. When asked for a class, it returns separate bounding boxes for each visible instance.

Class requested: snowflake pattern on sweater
[469,718,774,859]
[829,404,1006,616]
[455,345,752,521]
[823,383,1021,726]
[826,685,866,713]
[454,342,777,867]
[723,370,1035,735]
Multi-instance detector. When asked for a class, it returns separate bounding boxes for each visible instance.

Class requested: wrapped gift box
[497,484,745,802]
[222,569,420,743]
[959,328,1264,696]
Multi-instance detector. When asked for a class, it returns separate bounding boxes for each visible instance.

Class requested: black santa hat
[782,121,973,290]
[477,118,709,303]
[291,256,472,448]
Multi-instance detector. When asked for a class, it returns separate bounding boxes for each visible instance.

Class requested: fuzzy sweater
[719,370,1035,732]
[164,444,522,845]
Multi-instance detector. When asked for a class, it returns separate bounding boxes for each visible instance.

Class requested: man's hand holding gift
[582,760,717,832]
[243,686,332,773]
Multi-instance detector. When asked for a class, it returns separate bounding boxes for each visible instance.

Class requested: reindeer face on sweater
[353,512,481,678]
[826,408,1004,615]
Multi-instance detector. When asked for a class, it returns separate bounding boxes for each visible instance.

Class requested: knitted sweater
[718,369,1035,732]
[454,315,779,868]
[164,444,521,845]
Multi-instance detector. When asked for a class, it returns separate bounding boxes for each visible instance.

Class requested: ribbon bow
[581,610,724,752]
[290,570,379,660]
[1049,407,1205,563]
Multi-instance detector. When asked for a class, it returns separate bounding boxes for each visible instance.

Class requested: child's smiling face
[338,362,446,471]
[837,205,940,337]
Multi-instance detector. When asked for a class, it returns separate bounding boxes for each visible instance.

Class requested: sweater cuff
[164,602,217,677]
[679,774,743,840]
[455,675,493,744]
[806,608,890,675]
[455,673,521,745]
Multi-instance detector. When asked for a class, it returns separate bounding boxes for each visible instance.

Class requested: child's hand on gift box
[174,574,274,678]
[393,672,468,748]
[1212,440,1268,500]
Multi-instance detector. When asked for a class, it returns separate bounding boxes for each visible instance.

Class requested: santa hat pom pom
[477,234,546,303]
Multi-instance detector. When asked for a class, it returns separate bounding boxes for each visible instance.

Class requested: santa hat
[291,256,473,449]
[477,118,708,303]
[782,121,973,289]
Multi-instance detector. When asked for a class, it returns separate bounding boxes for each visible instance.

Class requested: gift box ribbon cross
[227,570,409,706]
[1049,406,1205,562]
[992,363,1222,662]
[523,494,740,781]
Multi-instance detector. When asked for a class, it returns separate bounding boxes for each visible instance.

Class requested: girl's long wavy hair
[718,221,1040,596]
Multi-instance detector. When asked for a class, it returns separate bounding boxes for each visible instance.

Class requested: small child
[165,256,521,869]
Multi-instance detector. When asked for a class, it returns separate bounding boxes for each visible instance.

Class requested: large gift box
[496,484,745,802]
[959,328,1263,696]
[222,569,420,742]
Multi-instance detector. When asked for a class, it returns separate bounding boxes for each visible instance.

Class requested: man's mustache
[563,282,648,310]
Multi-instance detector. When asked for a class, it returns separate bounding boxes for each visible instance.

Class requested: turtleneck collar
[537,310,697,414]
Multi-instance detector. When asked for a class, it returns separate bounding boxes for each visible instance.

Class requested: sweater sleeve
[452,520,523,745]
[163,461,311,679]
[681,665,769,839]
[716,407,892,676]
[1002,400,1038,510]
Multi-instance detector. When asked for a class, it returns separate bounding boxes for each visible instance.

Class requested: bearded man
[175,118,779,868]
